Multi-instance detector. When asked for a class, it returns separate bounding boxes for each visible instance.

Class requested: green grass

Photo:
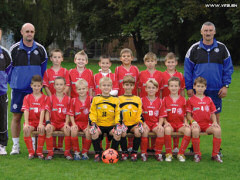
[1,61,239,180]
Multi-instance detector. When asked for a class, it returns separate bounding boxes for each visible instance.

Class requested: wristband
[46,120,51,125]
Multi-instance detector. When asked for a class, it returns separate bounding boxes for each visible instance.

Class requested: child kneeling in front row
[163,77,191,162]
[141,79,166,162]
[119,75,143,161]
[22,75,47,159]
[44,77,72,160]
[187,77,222,163]
[89,77,122,162]
[68,79,92,160]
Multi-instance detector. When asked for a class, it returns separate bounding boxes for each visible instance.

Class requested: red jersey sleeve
[43,70,49,87]
[68,98,75,116]
[180,73,185,90]
[64,69,70,87]
[89,70,94,89]
[45,96,52,112]
[186,99,192,112]
[21,95,30,112]
[40,96,47,112]
[159,99,167,117]
[112,73,119,90]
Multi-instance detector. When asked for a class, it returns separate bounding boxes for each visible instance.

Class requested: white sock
[12,138,19,146]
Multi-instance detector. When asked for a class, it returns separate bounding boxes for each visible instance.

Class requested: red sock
[141,137,148,154]
[65,136,71,152]
[128,137,134,149]
[192,138,201,156]
[155,137,164,155]
[178,136,191,155]
[164,135,172,154]
[46,136,54,155]
[53,136,57,149]
[36,135,45,155]
[173,137,179,149]
[71,137,80,153]
[24,136,34,154]
[58,136,64,148]
[82,137,86,149]
[212,137,221,156]
[105,137,111,149]
[82,139,92,154]
[151,137,156,150]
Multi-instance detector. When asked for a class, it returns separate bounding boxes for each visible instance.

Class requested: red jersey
[161,70,185,98]
[43,67,70,95]
[186,95,216,125]
[94,72,119,95]
[68,96,92,123]
[69,68,94,98]
[45,94,71,124]
[138,70,163,97]
[141,96,167,124]
[163,95,186,124]
[115,65,139,95]
[21,94,47,123]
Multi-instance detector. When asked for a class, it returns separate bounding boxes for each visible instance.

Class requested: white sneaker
[10,144,20,155]
[177,154,186,162]
[165,153,173,162]
[0,145,7,155]
[173,147,179,153]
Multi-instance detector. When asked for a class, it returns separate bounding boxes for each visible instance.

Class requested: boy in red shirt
[161,52,185,152]
[44,77,71,160]
[22,75,47,159]
[43,49,70,150]
[68,79,92,160]
[115,48,139,150]
[141,79,166,162]
[187,77,222,163]
[69,50,94,98]
[163,77,191,162]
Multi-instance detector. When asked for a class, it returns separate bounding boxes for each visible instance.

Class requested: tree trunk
[132,31,147,63]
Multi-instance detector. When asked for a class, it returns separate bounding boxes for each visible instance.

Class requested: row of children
[23,72,222,163]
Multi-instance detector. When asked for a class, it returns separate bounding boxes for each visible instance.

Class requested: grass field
[0,60,239,180]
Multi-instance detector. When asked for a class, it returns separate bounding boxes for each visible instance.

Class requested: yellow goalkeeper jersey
[89,95,120,127]
[119,95,142,126]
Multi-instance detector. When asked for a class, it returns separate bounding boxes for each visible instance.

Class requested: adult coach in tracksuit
[184,21,233,126]
[0,28,12,155]
[8,23,48,155]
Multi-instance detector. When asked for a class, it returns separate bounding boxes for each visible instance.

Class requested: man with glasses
[9,23,48,155]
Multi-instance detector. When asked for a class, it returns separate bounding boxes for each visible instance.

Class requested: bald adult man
[9,23,48,155]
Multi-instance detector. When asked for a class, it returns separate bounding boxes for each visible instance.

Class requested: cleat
[155,154,163,162]
[121,153,128,161]
[188,145,194,153]
[131,153,138,162]
[165,153,173,162]
[37,153,44,160]
[0,145,7,155]
[177,154,186,162]
[10,144,20,155]
[218,148,223,157]
[141,153,147,162]
[74,153,81,161]
[81,153,89,160]
[28,153,35,160]
[212,155,223,163]
[65,152,73,160]
[94,154,101,162]
[194,154,201,163]
[173,147,179,153]
[45,153,53,160]
[128,147,133,153]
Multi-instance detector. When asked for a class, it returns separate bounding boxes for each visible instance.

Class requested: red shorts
[146,122,158,131]
[52,122,65,131]
[199,123,212,132]
[169,122,184,132]
[75,122,88,131]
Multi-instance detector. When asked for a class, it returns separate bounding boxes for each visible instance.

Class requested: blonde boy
[69,50,94,97]
[68,79,92,160]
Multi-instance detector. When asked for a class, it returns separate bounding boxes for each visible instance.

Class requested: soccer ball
[102,148,119,164]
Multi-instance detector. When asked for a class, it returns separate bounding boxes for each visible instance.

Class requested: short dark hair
[168,76,181,86]
[31,75,42,84]
[123,75,135,84]
[194,77,207,86]
[54,76,66,84]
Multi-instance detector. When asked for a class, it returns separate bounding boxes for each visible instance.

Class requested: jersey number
[172,108,176,114]
[102,112,107,117]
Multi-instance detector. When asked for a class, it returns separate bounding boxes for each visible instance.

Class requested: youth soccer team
[21,48,223,163]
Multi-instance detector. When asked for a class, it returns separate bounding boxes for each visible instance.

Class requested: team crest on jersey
[62,108,67,114]
[214,48,219,53]
[0,54,4,59]
[13,104,18,109]
[128,105,132,109]
[177,108,182,115]
[205,105,209,112]
[75,112,81,115]
[154,110,159,116]
[83,108,89,114]
[34,50,39,55]
[103,105,107,109]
